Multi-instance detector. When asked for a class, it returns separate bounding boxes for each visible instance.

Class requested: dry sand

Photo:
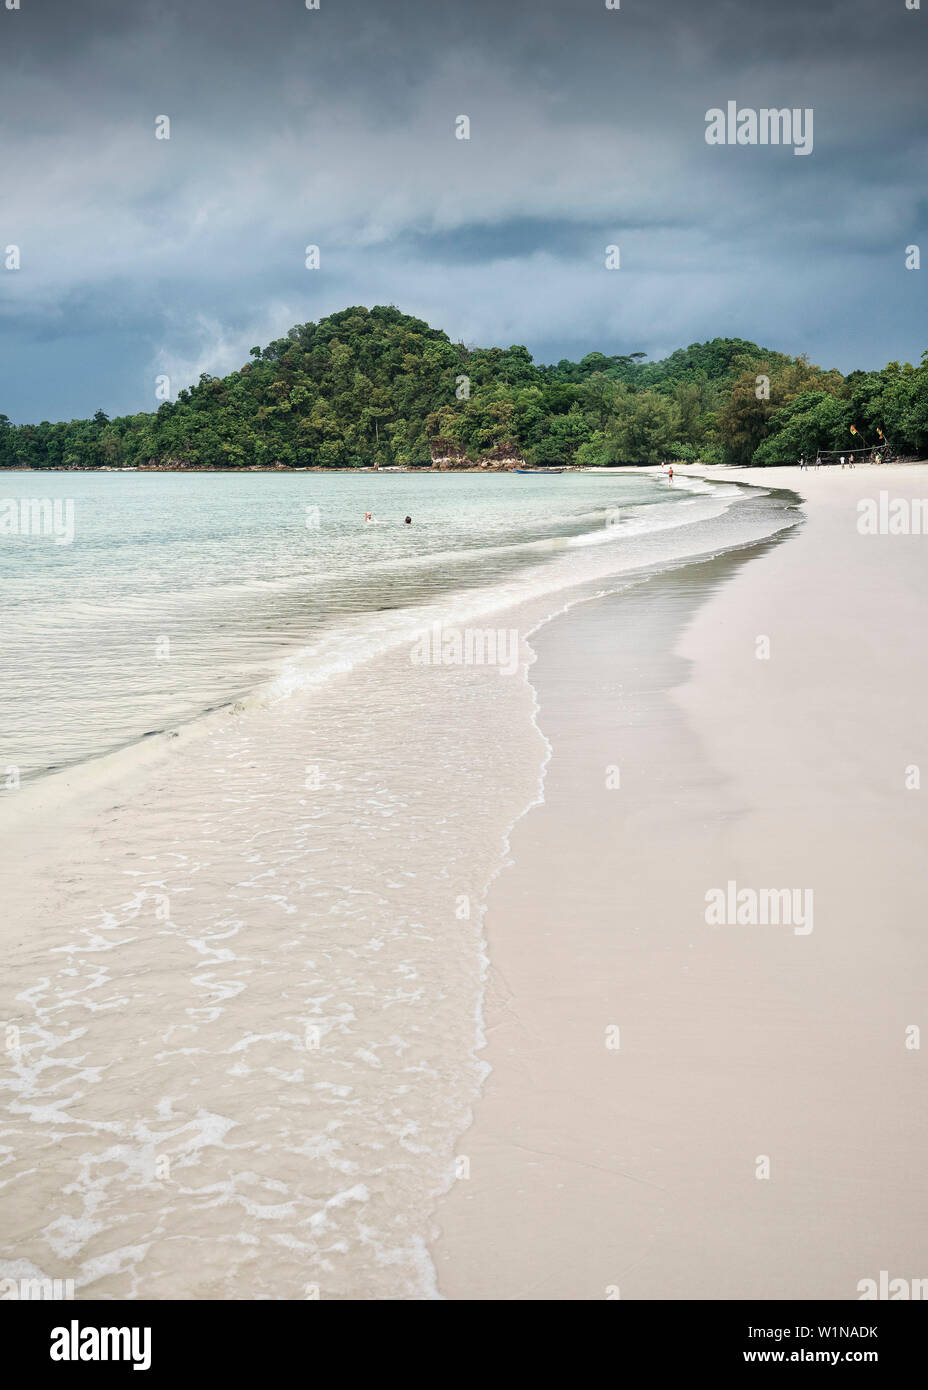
[430,464,928,1300]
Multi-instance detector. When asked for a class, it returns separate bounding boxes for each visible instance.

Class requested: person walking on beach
[840,455,846,469]
[799,456,805,470]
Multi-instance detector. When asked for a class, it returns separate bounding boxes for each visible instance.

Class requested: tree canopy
[2,307,925,469]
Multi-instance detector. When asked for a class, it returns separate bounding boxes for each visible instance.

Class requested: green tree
[604,392,680,464]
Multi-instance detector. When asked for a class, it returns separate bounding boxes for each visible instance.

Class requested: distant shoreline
[2,460,923,475]
[0,462,763,474]
[0,465,572,475]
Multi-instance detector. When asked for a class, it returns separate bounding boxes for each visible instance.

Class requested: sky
[0,0,926,423]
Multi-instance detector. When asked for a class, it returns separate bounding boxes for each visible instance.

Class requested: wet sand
[431,465,928,1300]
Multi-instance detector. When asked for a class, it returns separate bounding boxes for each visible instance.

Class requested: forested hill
[2,305,926,468]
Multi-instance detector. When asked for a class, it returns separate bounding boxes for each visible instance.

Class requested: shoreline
[429,531,801,1299]
[430,464,928,1299]
[2,462,925,476]
[2,460,926,474]
[0,473,798,1298]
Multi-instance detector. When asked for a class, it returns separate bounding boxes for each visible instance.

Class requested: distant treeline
[2,305,926,469]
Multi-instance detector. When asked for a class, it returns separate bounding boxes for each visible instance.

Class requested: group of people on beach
[364,512,412,524]
[798,452,886,469]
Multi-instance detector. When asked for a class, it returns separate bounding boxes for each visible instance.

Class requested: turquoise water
[0,469,704,781]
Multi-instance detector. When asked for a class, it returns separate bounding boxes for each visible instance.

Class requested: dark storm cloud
[400,215,698,265]
[1,0,926,421]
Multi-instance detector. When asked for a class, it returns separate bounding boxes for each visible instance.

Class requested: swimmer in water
[404,516,412,524]
[364,512,375,523]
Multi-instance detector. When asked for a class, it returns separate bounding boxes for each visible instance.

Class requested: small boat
[514,467,565,474]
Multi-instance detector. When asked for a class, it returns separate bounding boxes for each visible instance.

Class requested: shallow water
[0,470,798,1298]
[2,469,723,782]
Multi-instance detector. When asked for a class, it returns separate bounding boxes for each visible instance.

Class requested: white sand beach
[2,463,926,1301]
[431,465,928,1300]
